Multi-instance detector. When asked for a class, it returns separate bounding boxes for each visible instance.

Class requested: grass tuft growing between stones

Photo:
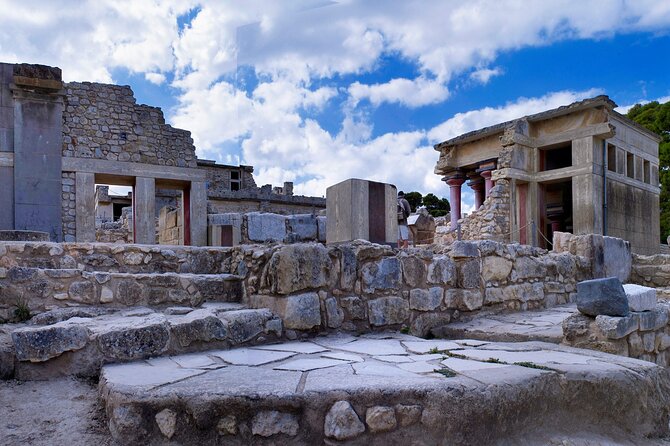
[13,299,31,322]
[513,361,554,371]
[433,367,457,378]
[486,357,504,363]
[446,351,467,359]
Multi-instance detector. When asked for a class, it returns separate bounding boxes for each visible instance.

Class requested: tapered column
[133,177,155,244]
[467,176,485,210]
[478,161,496,197]
[444,173,466,228]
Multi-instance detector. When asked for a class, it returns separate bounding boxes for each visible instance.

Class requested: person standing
[397,191,411,249]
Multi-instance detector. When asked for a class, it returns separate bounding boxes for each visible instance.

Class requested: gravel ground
[0,378,116,446]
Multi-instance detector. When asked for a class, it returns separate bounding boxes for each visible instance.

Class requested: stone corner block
[449,241,480,259]
[576,277,629,317]
[595,313,639,340]
[623,284,657,312]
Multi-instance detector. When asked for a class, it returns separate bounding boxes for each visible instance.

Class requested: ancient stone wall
[457,179,511,243]
[209,212,326,245]
[631,254,670,288]
[563,303,670,367]
[158,206,182,245]
[62,82,196,167]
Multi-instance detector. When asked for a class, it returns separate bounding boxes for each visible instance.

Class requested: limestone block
[247,212,286,243]
[365,406,396,433]
[155,409,177,439]
[266,244,330,295]
[457,259,481,289]
[602,236,632,283]
[251,411,298,437]
[427,255,456,285]
[12,324,90,362]
[168,310,228,347]
[595,314,639,339]
[317,216,327,242]
[628,332,644,357]
[643,332,656,353]
[339,245,357,291]
[481,256,512,283]
[562,313,593,342]
[341,296,366,320]
[220,309,277,344]
[444,289,483,311]
[511,256,546,281]
[324,401,365,440]
[409,312,450,337]
[409,287,443,311]
[286,214,318,242]
[100,286,114,303]
[96,315,170,360]
[361,257,401,293]
[638,307,668,332]
[400,255,427,288]
[395,404,422,427]
[576,277,629,317]
[325,297,344,329]
[283,292,322,330]
[450,241,479,259]
[368,296,409,326]
[623,284,656,312]
[216,415,237,435]
[68,280,96,303]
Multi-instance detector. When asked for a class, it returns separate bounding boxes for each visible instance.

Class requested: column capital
[443,172,466,187]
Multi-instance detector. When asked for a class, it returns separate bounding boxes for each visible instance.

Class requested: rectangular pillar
[134,177,156,244]
[0,64,14,230]
[189,181,207,246]
[75,172,95,242]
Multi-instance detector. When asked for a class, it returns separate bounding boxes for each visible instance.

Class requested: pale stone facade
[434,96,661,254]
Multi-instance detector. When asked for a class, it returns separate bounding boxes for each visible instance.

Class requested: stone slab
[623,284,657,312]
[246,212,286,243]
[252,341,327,354]
[210,348,295,366]
[273,358,350,371]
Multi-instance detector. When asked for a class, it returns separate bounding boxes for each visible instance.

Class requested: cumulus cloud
[145,72,167,85]
[348,76,449,108]
[469,67,502,85]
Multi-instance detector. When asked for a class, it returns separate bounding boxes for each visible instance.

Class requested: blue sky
[1,0,669,210]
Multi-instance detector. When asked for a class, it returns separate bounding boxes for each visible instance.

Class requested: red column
[480,169,494,197]
[445,175,466,228]
[468,178,485,209]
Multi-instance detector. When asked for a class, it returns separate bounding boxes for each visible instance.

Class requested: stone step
[0,267,244,320]
[98,334,670,445]
[0,241,235,274]
[5,304,283,380]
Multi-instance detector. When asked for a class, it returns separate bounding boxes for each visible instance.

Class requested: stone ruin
[2,63,670,445]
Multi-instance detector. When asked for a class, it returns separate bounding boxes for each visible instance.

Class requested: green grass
[400,326,410,334]
[513,361,553,371]
[433,367,457,378]
[485,357,504,364]
[446,351,467,359]
[13,299,31,322]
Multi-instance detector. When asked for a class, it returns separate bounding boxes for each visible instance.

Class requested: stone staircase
[0,242,287,380]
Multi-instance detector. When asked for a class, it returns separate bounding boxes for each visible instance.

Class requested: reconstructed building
[434,96,661,254]
[0,62,324,245]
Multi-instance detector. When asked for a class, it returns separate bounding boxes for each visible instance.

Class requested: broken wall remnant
[434,96,661,254]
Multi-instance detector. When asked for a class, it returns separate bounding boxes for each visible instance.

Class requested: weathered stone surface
[562,313,593,342]
[251,411,298,437]
[220,309,277,344]
[602,236,632,282]
[400,255,426,288]
[481,256,512,283]
[623,284,656,312]
[286,214,317,242]
[628,332,644,356]
[29,307,108,326]
[638,307,668,331]
[324,401,365,440]
[577,277,629,317]
[341,296,366,320]
[116,280,144,306]
[444,289,483,311]
[168,310,228,347]
[339,245,357,291]
[12,324,90,362]
[247,212,286,242]
[409,287,443,311]
[395,404,422,427]
[368,296,409,326]
[450,241,479,258]
[216,415,237,435]
[325,297,344,329]
[410,313,451,337]
[511,256,546,281]
[366,406,396,433]
[361,257,401,293]
[427,255,456,285]
[283,292,321,330]
[485,283,545,304]
[155,408,177,439]
[96,315,170,360]
[595,314,639,339]
[266,244,330,295]
[457,259,481,289]
[68,280,96,303]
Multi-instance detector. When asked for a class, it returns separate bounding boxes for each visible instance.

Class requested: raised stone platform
[100,333,670,445]
[433,304,576,343]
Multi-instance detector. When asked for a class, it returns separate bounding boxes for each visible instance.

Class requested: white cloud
[145,72,167,85]
[616,95,670,114]
[469,67,502,85]
[348,76,449,108]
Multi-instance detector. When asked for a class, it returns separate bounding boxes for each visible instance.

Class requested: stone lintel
[12,76,63,92]
[62,157,206,183]
[533,122,615,149]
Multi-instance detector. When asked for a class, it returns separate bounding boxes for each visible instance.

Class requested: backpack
[397,200,408,221]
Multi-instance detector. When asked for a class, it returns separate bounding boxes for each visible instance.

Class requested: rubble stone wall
[563,303,670,367]
[457,179,511,243]
[631,254,670,288]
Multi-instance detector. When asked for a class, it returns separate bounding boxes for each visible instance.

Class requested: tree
[403,191,423,212]
[422,193,451,217]
[627,100,670,242]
